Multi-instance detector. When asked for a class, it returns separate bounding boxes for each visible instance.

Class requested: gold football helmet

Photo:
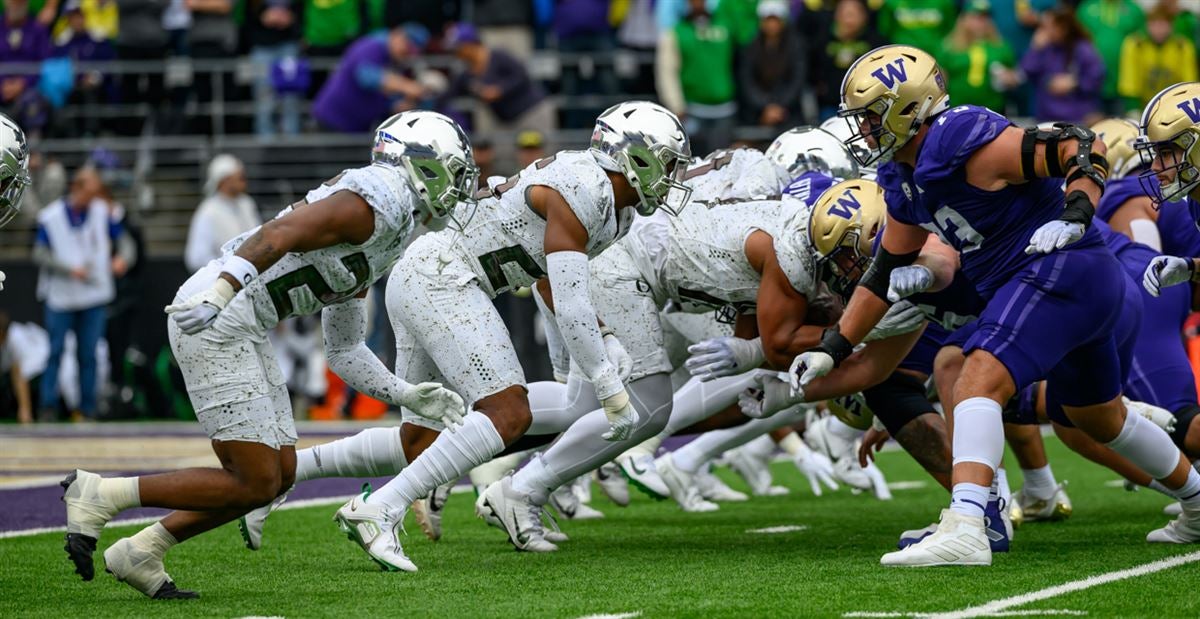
[837,45,949,167]
[1136,82,1200,203]
[1090,118,1141,180]
[809,178,887,297]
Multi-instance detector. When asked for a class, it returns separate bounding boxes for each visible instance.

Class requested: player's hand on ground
[602,331,633,382]
[1143,256,1192,297]
[739,371,796,419]
[794,444,839,497]
[887,265,934,302]
[1025,220,1084,254]
[401,382,466,431]
[165,280,235,335]
[685,336,764,381]
[789,351,833,394]
[863,301,926,342]
[600,389,639,441]
[858,427,890,467]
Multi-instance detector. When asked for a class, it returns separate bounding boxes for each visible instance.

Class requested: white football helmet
[820,117,877,180]
[590,101,692,216]
[0,114,29,227]
[372,110,478,231]
[766,126,860,180]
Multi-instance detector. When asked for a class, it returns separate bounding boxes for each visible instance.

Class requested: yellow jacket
[1118,33,1198,105]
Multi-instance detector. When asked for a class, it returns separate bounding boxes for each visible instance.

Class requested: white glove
[887,264,934,302]
[793,444,839,496]
[399,382,466,432]
[165,279,236,335]
[600,389,639,442]
[685,336,765,381]
[863,301,926,342]
[0,269,5,291]
[1143,255,1192,298]
[602,330,633,382]
[738,371,797,419]
[1025,220,1085,254]
[789,350,834,395]
[862,460,892,500]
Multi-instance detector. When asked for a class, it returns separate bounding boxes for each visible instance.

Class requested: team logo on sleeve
[828,188,863,219]
[1178,98,1200,123]
[870,58,909,90]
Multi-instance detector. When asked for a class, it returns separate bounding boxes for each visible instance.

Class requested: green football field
[3,437,1199,618]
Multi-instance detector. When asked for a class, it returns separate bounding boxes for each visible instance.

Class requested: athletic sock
[468,451,527,490]
[103,476,142,510]
[1149,479,1174,497]
[1106,408,1181,480]
[367,412,503,514]
[296,427,407,483]
[1174,468,1200,509]
[511,453,558,504]
[129,522,177,559]
[1021,464,1057,501]
[949,482,990,518]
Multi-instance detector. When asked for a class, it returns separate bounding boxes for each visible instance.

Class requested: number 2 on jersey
[266,252,371,319]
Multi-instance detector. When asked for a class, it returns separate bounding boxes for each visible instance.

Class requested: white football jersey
[439,150,631,298]
[772,199,822,300]
[624,197,805,314]
[672,148,789,206]
[213,164,417,338]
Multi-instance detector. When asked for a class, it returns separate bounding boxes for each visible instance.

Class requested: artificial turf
[3,437,1199,618]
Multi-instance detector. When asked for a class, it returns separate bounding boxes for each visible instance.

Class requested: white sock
[367,411,503,513]
[102,476,141,510]
[1174,468,1200,509]
[129,522,177,559]
[952,397,1004,469]
[468,451,528,489]
[511,453,558,502]
[744,433,779,459]
[296,427,406,483]
[1105,409,1181,480]
[996,467,1011,505]
[1021,464,1057,501]
[950,482,990,518]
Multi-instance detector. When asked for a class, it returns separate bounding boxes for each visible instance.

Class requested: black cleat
[151,581,199,600]
[64,533,98,581]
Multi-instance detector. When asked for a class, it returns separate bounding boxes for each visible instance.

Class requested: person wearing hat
[311,23,430,133]
[184,154,259,273]
[515,130,545,170]
[738,0,806,128]
[937,0,1017,113]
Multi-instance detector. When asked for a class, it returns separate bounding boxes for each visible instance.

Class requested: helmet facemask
[1136,130,1200,205]
[0,153,30,227]
[837,97,905,167]
[815,229,872,299]
[621,142,692,217]
[386,145,480,232]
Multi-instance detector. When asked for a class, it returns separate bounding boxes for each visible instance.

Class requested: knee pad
[864,371,935,436]
[1171,404,1200,451]
[1001,384,1040,426]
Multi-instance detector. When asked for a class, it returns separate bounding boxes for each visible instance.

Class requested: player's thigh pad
[168,321,295,449]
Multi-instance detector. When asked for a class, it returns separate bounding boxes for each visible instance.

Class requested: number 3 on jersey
[926,205,984,253]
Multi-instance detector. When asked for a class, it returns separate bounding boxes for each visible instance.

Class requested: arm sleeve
[655,31,686,116]
[533,285,571,380]
[546,250,622,399]
[322,298,414,407]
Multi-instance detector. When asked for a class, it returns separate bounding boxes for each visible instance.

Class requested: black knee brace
[864,371,936,436]
[1171,404,1200,451]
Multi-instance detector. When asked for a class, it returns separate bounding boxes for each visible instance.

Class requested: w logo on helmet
[1177,97,1200,123]
[828,189,863,219]
[870,58,909,90]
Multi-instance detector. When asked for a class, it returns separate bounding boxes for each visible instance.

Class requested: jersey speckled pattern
[677,148,789,206]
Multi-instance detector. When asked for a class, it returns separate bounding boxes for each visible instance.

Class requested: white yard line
[574,613,641,619]
[746,525,809,534]
[886,481,929,491]
[845,550,1200,619]
[0,495,356,539]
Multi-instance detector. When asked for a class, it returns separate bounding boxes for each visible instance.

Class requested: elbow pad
[546,251,621,399]
[859,248,920,302]
[1020,124,1109,187]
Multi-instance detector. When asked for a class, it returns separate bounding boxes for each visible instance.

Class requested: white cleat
[694,465,749,502]
[1013,483,1072,523]
[1165,502,1183,516]
[476,476,559,552]
[239,486,291,550]
[549,484,605,520]
[103,538,197,599]
[333,492,416,572]
[411,483,451,542]
[806,416,872,490]
[1147,506,1200,543]
[656,454,719,512]
[571,474,593,504]
[880,509,992,567]
[617,453,670,499]
[595,463,631,507]
[61,469,121,581]
[726,446,788,496]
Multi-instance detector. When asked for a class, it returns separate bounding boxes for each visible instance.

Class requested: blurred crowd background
[1,0,1199,423]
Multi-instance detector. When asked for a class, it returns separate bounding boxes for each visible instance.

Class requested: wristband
[818,327,854,367]
[222,255,259,288]
[1061,190,1095,227]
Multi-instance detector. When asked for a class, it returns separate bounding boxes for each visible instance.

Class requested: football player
[0,114,30,290]
[795,46,1200,566]
[59,111,477,597]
